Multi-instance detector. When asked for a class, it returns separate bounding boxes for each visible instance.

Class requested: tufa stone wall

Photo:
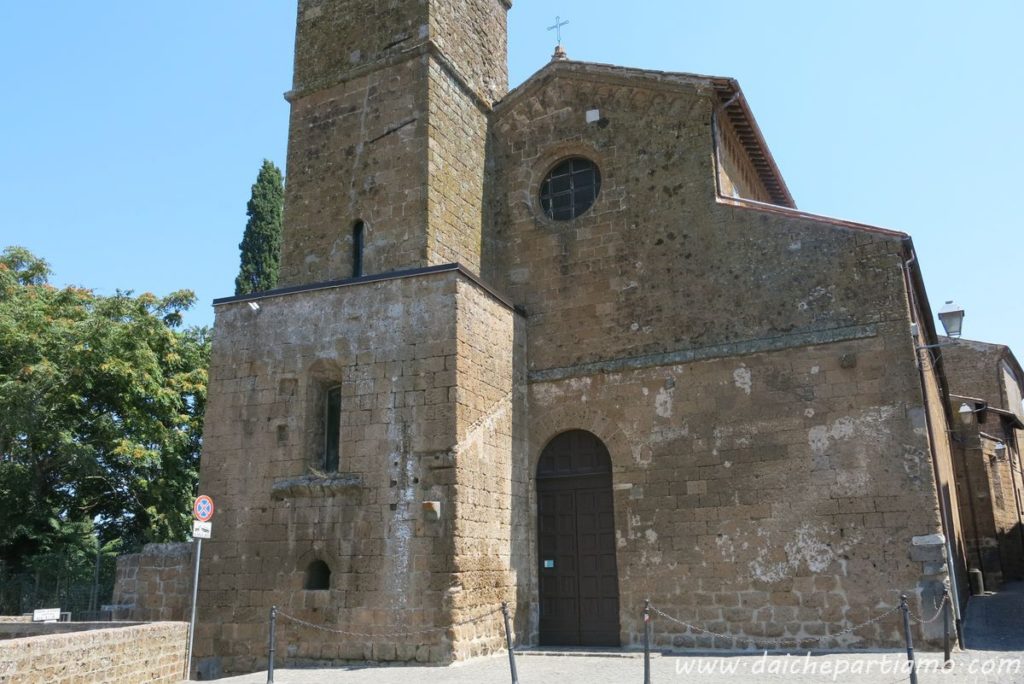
[487,63,910,373]
[292,0,430,96]
[447,279,527,659]
[428,0,509,103]
[280,58,430,285]
[488,61,955,647]
[112,542,194,622]
[281,0,508,286]
[0,622,187,684]
[952,416,1024,588]
[194,268,520,673]
[941,338,1011,411]
[524,332,945,648]
[425,59,490,274]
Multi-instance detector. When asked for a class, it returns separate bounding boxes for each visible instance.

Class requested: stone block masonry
[194,267,522,674]
[112,542,194,622]
[0,622,187,683]
[190,0,971,669]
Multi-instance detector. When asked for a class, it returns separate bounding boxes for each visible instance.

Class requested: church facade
[193,0,968,674]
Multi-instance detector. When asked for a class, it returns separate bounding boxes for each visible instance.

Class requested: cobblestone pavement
[215,648,1024,683]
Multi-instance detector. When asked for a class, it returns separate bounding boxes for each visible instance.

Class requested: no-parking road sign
[193,495,215,522]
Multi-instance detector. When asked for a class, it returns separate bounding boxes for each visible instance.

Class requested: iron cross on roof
[548,16,569,45]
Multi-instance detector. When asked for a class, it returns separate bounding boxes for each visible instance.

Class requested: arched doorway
[537,430,620,646]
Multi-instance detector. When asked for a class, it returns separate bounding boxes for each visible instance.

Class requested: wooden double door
[537,431,621,646]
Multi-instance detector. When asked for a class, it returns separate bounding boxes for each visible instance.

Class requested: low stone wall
[112,542,194,621]
[0,621,142,641]
[0,622,187,683]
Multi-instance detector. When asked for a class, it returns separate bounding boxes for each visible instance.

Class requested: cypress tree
[234,160,284,295]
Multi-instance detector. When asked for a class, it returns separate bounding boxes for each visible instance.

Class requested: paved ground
[215,583,1024,683]
[963,580,1024,651]
[217,648,1024,683]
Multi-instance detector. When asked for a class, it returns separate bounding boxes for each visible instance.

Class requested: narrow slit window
[352,220,365,278]
[324,385,341,471]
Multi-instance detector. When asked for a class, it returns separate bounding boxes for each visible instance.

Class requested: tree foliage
[0,247,210,576]
[234,159,284,295]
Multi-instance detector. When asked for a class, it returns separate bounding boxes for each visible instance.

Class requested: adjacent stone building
[192,0,973,674]
[943,338,1024,590]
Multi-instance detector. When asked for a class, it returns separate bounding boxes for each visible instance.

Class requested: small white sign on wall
[192,521,212,539]
[33,608,60,622]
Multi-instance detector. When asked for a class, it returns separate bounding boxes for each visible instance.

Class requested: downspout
[900,240,965,640]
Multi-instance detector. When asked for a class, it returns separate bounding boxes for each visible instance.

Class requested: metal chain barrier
[908,592,948,624]
[275,606,500,640]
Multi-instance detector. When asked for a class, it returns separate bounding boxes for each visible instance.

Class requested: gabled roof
[495,59,795,207]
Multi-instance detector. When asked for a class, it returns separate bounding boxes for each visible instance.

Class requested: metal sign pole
[185,536,202,680]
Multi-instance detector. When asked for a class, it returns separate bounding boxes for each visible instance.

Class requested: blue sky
[1,1,1021,358]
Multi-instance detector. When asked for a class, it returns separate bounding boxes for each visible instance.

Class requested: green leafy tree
[234,159,284,295]
[0,247,210,579]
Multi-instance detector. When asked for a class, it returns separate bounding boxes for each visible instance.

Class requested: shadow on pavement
[963,580,1024,651]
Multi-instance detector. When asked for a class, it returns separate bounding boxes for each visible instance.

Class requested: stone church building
[193,0,970,674]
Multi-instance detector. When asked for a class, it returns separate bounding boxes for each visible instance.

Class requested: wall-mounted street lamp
[958,402,976,425]
[937,301,965,339]
[916,300,966,352]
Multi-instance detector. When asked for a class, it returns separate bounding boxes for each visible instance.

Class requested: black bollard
[501,602,519,684]
[943,588,951,666]
[899,595,918,684]
[643,599,652,684]
[267,605,277,684]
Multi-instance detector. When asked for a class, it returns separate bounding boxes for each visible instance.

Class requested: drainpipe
[900,244,965,636]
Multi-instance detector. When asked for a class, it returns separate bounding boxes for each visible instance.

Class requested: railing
[260,588,954,684]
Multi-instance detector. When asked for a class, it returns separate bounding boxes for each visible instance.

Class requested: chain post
[942,588,951,666]
[643,599,652,684]
[899,595,919,684]
[501,602,519,684]
[267,605,277,684]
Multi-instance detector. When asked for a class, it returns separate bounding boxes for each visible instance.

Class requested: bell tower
[279,0,511,287]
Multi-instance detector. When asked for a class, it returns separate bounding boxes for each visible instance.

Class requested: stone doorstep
[514,647,659,659]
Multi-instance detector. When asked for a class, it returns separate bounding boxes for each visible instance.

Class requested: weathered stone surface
[112,543,194,622]
[191,0,968,672]
[0,623,187,683]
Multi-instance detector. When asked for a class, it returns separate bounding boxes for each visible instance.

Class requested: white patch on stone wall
[630,442,653,467]
[655,387,673,418]
[641,387,649,396]
[807,407,896,493]
[723,460,732,468]
[645,529,658,545]
[810,366,820,375]
[384,417,415,611]
[532,377,591,404]
[509,268,530,284]
[733,366,752,395]
[788,240,802,251]
[715,534,735,562]
[749,523,861,583]
[804,408,815,418]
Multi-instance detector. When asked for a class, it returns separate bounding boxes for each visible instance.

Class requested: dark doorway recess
[537,430,620,646]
